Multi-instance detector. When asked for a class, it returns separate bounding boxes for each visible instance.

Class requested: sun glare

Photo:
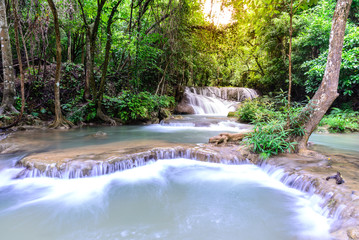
[202,0,235,27]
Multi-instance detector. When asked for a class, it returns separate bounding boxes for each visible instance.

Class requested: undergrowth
[236,91,306,159]
[319,107,359,133]
[237,93,359,159]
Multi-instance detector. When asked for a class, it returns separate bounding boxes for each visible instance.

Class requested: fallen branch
[209,131,252,145]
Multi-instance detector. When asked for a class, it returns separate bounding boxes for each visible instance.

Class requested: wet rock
[348,228,359,240]
[326,172,345,184]
[159,108,171,120]
[194,122,211,127]
[174,93,195,114]
[174,102,195,114]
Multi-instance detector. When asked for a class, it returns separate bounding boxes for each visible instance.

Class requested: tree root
[0,104,19,116]
[97,108,118,126]
[49,116,74,129]
[0,105,23,130]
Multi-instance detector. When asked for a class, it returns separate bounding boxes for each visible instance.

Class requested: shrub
[244,121,298,159]
[103,91,174,123]
[319,108,359,133]
[236,98,281,123]
[238,92,306,159]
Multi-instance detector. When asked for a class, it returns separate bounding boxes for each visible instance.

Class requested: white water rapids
[0,159,331,240]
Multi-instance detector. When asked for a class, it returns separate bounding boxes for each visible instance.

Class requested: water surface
[0,159,331,240]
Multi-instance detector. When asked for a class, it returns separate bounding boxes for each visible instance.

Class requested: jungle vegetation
[0,0,357,151]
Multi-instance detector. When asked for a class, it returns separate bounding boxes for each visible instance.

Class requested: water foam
[0,159,331,240]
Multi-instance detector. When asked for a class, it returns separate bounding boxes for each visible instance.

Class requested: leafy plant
[103,91,174,123]
[238,93,307,158]
[245,121,297,159]
[319,107,359,132]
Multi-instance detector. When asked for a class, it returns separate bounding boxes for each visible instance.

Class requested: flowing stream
[0,89,355,240]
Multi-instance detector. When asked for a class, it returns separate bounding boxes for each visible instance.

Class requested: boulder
[348,228,359,240]
[174,95,195,114]
[159,108,171,120]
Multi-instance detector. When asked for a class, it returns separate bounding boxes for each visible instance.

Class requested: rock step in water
[14,144,353,234]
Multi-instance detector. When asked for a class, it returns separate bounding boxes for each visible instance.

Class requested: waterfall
[16,147,242,179]
[176,86,258,116]
[15,148,344,223]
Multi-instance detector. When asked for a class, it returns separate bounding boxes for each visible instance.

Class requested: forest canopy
[0,0,358,125]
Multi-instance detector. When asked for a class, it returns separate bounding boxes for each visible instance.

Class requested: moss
[227,112,236,117]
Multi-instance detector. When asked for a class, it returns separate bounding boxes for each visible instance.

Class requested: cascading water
[182,86,258,115]
[0,158,333,240]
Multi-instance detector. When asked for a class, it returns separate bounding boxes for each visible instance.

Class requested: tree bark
[287,0,293,128]
[293,0,353,152]
[11,0,24,121]
[96,0,123,125]
[0,0,18,114]
[47,0,73,129]
[78,0,107,100]
[84,26,93,100]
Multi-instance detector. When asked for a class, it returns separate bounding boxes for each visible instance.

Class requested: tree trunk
[293,0,353,152]
[47,0,73,129]
[96,0,123,125]
[78,0,106,100]
[67,31,72,62]
[287,0,293,129]
[0,0,18,114]
[11,0,24,121]
[84,27,92,100]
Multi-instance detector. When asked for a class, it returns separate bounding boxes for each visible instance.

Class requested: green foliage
[319,108,359,133]
[103,91,174,123]
[236,91,306,124]
[245,121,297,159]
[302,26,359,96]
[238,94,308,158]
[62,90,97,124]
[236,98,278,123]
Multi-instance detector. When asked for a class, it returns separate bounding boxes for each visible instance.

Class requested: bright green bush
[319,108,359,133]
[238,93,306,159]
[236,98,281,123]
[244,121,297,159]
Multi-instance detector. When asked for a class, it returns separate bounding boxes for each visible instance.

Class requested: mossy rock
[227,112,236,117]
[160,108,172,120]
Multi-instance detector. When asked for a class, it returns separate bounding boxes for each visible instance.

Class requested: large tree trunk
[294,0,352,152]
[0,0,18,114]
[47,0,73,129]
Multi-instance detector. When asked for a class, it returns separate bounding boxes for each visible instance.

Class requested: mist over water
[0,159,331,240]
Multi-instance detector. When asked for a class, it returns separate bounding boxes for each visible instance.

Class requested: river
[0,89,357,240]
